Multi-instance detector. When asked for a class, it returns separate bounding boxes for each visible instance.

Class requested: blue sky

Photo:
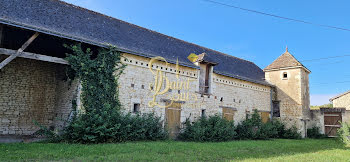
[62,0,350,105]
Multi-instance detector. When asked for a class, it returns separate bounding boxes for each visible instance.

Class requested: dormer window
[195,53,218,95]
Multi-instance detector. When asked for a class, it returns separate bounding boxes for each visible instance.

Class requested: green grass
[1,139,349,161]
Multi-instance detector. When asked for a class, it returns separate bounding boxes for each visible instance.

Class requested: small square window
[283,72,288,79]
[133,103,140,113]
[131,84,134,88]
[141,85,145,89]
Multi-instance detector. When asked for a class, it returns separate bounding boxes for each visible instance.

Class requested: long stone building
[0,0,312,137]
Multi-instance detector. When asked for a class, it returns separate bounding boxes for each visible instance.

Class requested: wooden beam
[0,48,68,65]
[0,24,3,47]
[0,32,39,69]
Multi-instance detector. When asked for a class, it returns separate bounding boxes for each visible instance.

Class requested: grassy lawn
[1,139,349,161]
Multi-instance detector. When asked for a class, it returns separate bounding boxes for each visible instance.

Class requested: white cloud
[310,94,337,106]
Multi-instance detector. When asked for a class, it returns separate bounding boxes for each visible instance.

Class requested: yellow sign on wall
[148,56,198,108]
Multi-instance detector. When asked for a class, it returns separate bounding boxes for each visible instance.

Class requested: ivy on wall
[60,44,167,143]
[64,44,125,113]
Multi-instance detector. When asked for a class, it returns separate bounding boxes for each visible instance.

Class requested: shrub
[337,122,350,146]
[282,126,302,139]
[235,110,263,139]
[63,112,167,143]
[178,115,236,142]
[178,110,301,142]
[307,126,326,139]
[236,110,301,140]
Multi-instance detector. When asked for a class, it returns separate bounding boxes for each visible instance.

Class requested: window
[201,109,206,118]
[272,101,280,117]
[283,72,288,79]
[133,103,140,113]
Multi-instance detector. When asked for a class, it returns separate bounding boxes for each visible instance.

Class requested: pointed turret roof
[264,47,310,73]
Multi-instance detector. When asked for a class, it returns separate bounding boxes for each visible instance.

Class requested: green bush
[307,126,326,139]
[63,112,167,143]
[282,126,302,139]
[235,110,264,139]
[337,122,350,146]
[178,110,301,142]
[178,115,236,142]
[235,110,301,140]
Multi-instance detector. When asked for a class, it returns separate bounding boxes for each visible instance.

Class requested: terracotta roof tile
[264,49,308,72]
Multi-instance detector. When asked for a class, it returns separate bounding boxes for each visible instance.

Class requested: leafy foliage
[64,44,125,113]
[178,115,236,142]
[63,112,167,143]
[36,44,167,143]
[235,110,301,140]
[337,122,350,146]
[307,126,326,139]
[310,103,333,110]
[179,110,301,142]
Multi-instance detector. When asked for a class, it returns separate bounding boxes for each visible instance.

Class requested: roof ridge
[264,50,309,72]
[56,0,256,66]
[330,90,350,101]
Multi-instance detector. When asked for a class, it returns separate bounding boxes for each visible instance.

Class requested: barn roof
[0,0,271,86]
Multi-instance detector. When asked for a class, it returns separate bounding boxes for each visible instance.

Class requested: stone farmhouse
[0,0,315,138]
[330,91,350,110]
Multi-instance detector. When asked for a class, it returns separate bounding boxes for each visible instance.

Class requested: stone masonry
[332,92,350,110]
[264,49,311,137]
[118,53,271,126]
[0,56,78,135]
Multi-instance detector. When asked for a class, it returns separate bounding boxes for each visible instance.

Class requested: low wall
[309,108,350,135]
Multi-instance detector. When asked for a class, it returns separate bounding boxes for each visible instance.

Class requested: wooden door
[324,112,342,137]
[260,112,270,123]
[166,103,181,138]
[222,108,235,121]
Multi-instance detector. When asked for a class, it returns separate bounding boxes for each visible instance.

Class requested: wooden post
[0,32,39,69]
[0,24,3,48]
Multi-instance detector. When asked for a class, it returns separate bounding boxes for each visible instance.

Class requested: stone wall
[118,53,272,126]
[309,108,350,135]
[309,109,325,134]
[333,93,350,110]
[0,56,78,135]
[265,68,310,136]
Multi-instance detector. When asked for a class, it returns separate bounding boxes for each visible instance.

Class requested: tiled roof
[264,48,308,72]
[0,0,271,86]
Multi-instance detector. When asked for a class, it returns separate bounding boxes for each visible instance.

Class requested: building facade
[0,0,312,137]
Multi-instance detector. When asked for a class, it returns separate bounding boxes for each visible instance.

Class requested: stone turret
[264,47,311,137]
